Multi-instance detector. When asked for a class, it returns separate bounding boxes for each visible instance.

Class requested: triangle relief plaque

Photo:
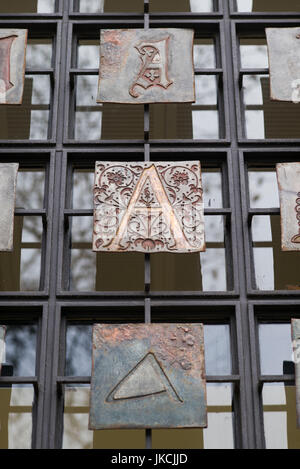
[93,161,205,253]
[89,324,207,430]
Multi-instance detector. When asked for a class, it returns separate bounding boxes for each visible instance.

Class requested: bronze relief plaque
[0,29,27,105]
[0,163,19,251]
[89,323,207,430]
[97,29,195,104]
[292,319,300,428]
[93,161,205,253]
[276,163,300,251]
[266,28,300,103]
[0,326,6,376]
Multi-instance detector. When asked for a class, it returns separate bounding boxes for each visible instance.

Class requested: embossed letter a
[106,165,193,252]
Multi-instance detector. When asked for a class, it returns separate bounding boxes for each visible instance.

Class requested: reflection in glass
[240,39,268,69]
[0,0,55,13]
[263,384,300,449]
[152,384,234,449]
[0,386,34,449]
[236,0,300,12]
[243,75,300,139]
[26,40,52,69]
[77,41,99,69]
[252,215,300,290]
[16,170,45,210]
[4,326,37,376]
[194,39,216,69]
[248,170,279,209]
[204,325,232,375]
[259,324,292,375]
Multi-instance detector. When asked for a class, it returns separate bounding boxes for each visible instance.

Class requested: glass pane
[0,0,55,13]
[0,216,43,292]
[150,216,226,292]
[2,325,37,376]
[74,76,144,140]
[252,215,300,291]
[16,170,45,210]
[236,0,300,12]
[204,325,232,375]
[192,110,219,139]
[0,386,34,449]
[150,0,215,12]
[66,325,92,376]
[240,39,268,69]
[0,75,51,140]
[203,170,223,208]
[70,215,144,290]
[195,75,217,105]
[26,39,53,69]
[79,0,143,12]
[259,323,293,375]
[77,40,99,69]
[194,39,216,69]
[243,75,300,139]
[263,384,300,449]
[152,384,234,449]
[63,385,145,449]
[248,170,279,208]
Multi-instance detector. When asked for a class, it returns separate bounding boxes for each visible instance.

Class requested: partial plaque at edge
[89,323,207,429]
[0,326,6,376]
[292,319,300,428]
[276,162,300,251]
[0,29,28,105]
[93,161,205,253]
[0,163,19,251]
[266,27,300,103]
[97,28,195,104]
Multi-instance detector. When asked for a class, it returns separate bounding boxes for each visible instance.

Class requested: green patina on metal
[89,323,207,429]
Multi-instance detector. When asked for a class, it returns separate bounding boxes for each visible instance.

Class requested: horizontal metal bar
[56,375,240,385]
[26,69,54,75]
[259,375,295,383]
[64,208,232,216]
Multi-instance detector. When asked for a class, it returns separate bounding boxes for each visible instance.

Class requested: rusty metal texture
[266,28,300,103]
[276,163,300,251]
[0,29,27,105]
[292,319,300,428]
[93,161,205,253]
[0,163,19,251]
[0,326,6,376]
[89,323,207,430]
[97,29,195,104]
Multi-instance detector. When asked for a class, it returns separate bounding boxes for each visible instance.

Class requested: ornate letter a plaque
[0,163,19,251]
[0,29,27,104]
[93,161,205,253]
[0,326,6,376]
[266,28,300,103]
[292,319,300,428]
[89,324,207,430]
[97,29,195,104]
[276,163,300,251]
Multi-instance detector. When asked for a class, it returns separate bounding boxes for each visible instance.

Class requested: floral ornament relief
[93,162,205,253]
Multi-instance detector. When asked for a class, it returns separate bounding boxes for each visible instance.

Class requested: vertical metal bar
[144,0,152,450]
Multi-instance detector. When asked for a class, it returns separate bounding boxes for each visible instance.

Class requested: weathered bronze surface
[276,163,300,251]
[266,28,300,103]
[292,319,300,428]
[97,29,195,104]
[89,323,207,429]
[93,161,205,253]
[0,29,27,105]
[0,163,19,251]
[0,326,6,376]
